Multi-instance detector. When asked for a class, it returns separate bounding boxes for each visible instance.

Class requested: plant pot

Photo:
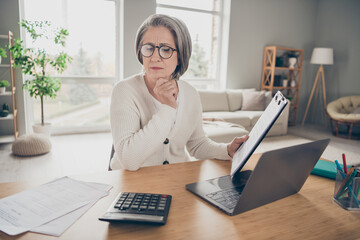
[288,57,297,68]
[33,123,52,137]
[0,110,9,117]
[0,87,5,94]
[282,79,289,87]
[291,79,296,87]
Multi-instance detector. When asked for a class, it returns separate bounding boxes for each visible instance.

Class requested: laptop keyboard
[206,187,243,210]
[99,192,172,224]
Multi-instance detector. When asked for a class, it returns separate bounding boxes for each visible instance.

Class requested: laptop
[186,139,330,215]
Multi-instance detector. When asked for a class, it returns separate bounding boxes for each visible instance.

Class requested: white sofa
[199,89,289,143]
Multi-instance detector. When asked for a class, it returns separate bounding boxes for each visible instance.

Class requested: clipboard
[231,91,288,178]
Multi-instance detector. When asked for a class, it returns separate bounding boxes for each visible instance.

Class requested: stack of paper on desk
[0,177,112,236]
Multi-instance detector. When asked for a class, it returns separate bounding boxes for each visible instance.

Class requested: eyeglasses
[140,44,177,59]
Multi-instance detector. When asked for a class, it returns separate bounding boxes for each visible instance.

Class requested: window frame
[156,1,228,90]
[19,0,122,135]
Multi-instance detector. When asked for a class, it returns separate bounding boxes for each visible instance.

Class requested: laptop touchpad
[207,170,252,190]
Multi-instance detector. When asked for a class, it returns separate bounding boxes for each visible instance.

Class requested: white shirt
[110,74,230,171]
[151,92,179,129]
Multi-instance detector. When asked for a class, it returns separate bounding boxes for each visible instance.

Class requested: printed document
[31,181,112,237]
[0,177,112,236]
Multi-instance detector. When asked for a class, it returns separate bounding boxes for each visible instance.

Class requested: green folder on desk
[311,159,351,180]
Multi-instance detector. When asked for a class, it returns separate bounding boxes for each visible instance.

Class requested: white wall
[311,0,360,124]
[226,0,318,124]
[122,0,156,79]
[226,0,317,89]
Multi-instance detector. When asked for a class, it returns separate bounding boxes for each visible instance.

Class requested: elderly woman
[110,14,248,171]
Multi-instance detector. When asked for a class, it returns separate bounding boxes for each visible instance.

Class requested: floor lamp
[301,48,333,126]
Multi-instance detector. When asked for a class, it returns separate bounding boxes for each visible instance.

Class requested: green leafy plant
[0,80,10,88]
[287,51,298,58]
[9,20,72,125]
[0,47,7,58]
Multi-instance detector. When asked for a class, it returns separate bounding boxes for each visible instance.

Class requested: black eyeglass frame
[140,44,177,59]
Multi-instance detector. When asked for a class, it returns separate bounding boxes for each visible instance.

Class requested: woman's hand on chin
[153,78,178,109]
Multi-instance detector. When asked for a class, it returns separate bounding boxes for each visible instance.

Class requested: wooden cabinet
[0,31,18,143]
[261,46,304,126]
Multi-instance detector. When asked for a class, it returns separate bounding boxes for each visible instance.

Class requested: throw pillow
[198,90,229,112]
[226,88,256,111]
[264,91,272,107]
[241,91,265,111]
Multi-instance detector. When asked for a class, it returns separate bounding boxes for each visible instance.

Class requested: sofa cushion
[226,88,256,111]
[353,107,360,114]
[203,111,252,127]
[327,96,360,121]
[264,91,272,107]
[200,89,289,138]
[242,91,266,111]
[203,120,249,143]
[198,90,229,112]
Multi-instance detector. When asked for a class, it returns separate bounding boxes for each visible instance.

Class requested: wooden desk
[1,154,360,240]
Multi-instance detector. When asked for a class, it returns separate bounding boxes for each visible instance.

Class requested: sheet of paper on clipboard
[230,91,288,179]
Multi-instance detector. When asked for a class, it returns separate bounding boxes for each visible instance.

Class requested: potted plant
[0,80,10,93]
[287,51,298,68]
[0,47,7,64]
[9,20,72,136]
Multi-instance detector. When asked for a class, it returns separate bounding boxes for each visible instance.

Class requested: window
[21,0,119,134]
[156,0,225,90]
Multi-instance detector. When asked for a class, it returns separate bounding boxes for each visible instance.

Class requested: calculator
[99,192,172,225]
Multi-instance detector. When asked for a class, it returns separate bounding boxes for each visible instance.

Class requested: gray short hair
[135,14,192,80]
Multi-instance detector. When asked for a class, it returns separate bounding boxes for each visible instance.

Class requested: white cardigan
[110,74,230,171]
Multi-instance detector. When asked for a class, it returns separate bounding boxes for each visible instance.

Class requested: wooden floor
[0,124,358,183]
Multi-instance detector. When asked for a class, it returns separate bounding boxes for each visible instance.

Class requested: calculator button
[139,206,148,210]
[122,204,130,209]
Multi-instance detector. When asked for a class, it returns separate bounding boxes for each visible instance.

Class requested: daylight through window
[22,0,117,134]
[156,0,223,90]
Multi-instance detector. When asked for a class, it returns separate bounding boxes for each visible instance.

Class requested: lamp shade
[310,48,334,65]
